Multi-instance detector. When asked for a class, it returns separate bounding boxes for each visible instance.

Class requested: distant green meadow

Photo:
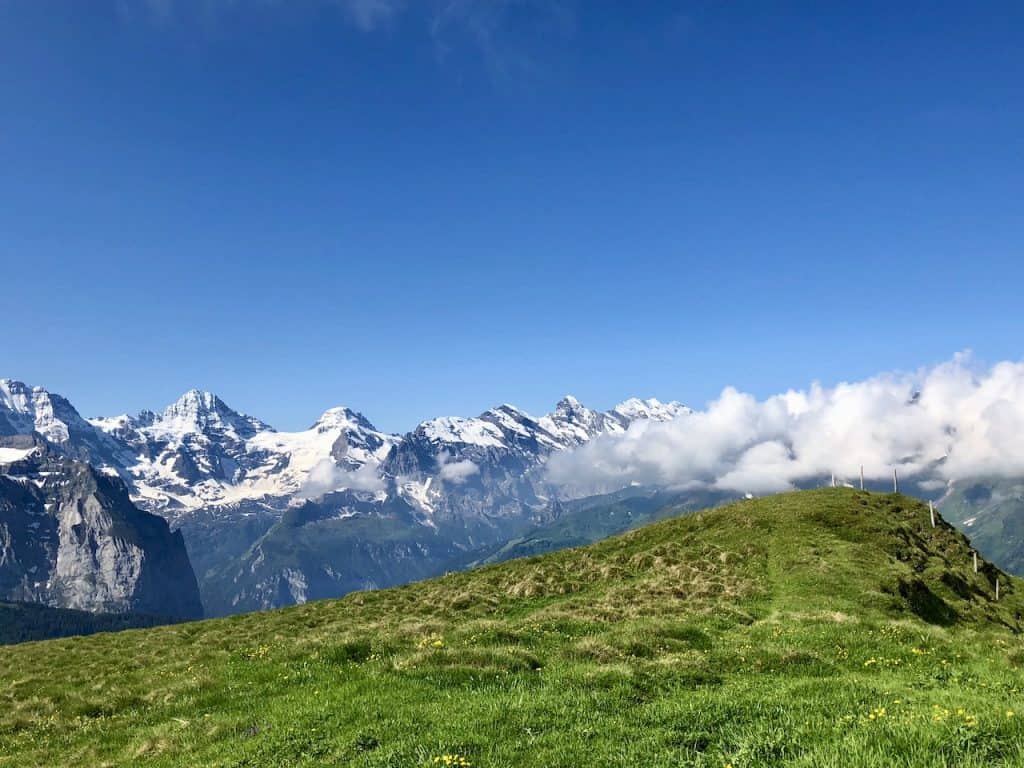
[2,489,1023,767]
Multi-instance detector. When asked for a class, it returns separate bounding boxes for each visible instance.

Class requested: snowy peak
[0,379,125,468]
[0,378,91,445]
[551,395,600,426]
[552,395,604,426]
[400,394,687,463]
[163,389,223,421]
[246,407,396,499]
[555,395,582,411]
[84,390,281,513]
[311,406,380,435]
[81,389,402,518]
[481,404,548,438]
[6,378,691,527]
[417,416,506,448]
[610,397,689,424]
[159,389,270,440]
[540,395,621,447]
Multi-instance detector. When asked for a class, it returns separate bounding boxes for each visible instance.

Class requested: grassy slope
[3,489,1024,767]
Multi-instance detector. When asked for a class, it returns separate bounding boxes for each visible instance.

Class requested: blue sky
[1,1,1022,432]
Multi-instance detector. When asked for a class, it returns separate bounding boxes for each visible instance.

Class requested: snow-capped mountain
[88,391,397,522]
[3,377,691,615]
[6,376,1022,622]
[608,397,690,425]
[0,379,126,466]
[383,397,689,525]
[5,376,690,537]
[89,390,272,513]
[77,384,688,527]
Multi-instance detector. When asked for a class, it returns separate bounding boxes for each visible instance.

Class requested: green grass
[3,489,1024,767]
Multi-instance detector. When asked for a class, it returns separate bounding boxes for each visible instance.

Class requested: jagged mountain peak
[0,378,34,397]
[487,403,530,417]
[0,379,107,450]
[167,388,222,413]
[550,395,605,425]
[312,406,381,435]
[611,397,689,423]
[416,415,505,447]
[554,394,584,412]
[481,403,537,423]
[540,395,614,446]
[20,380,698,536]
[159,389,270,438]
[1,379,69,417]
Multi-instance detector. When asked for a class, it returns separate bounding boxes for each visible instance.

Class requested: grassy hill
[3,488,1024,767]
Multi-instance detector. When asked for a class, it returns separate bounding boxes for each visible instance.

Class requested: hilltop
[2,489,1024,767]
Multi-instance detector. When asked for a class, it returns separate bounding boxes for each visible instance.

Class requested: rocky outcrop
[0,445,202,619]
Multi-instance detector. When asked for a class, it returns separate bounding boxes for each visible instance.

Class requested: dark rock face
[0,447,202,619]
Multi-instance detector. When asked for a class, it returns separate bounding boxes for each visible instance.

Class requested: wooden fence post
[996,578,1000,601]
[860,465,865,491]
[973,551,978,574]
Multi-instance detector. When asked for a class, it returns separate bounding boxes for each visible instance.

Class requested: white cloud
[546,354,1024,496]
[336,0,402,31]
[437,451,479,484]
[430,0,575,78]
[298,458,385,498]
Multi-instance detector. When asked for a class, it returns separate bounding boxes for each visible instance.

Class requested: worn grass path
[2,489,1024,767]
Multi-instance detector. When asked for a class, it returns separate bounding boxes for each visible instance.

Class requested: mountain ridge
[2,377,693,614]
[6,376,1022,622]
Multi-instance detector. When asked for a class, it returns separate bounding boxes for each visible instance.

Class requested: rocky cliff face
[0,444,202,619]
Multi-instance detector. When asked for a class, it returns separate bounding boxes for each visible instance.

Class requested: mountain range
[1,378,697,617]
[3,377,1020,622]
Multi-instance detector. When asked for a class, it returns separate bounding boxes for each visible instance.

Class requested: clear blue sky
[2,1,1022,432]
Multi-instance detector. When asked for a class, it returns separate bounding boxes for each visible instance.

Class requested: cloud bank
[298,459,385,499]
[437,451,479,484]
[546,355,1024,497]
